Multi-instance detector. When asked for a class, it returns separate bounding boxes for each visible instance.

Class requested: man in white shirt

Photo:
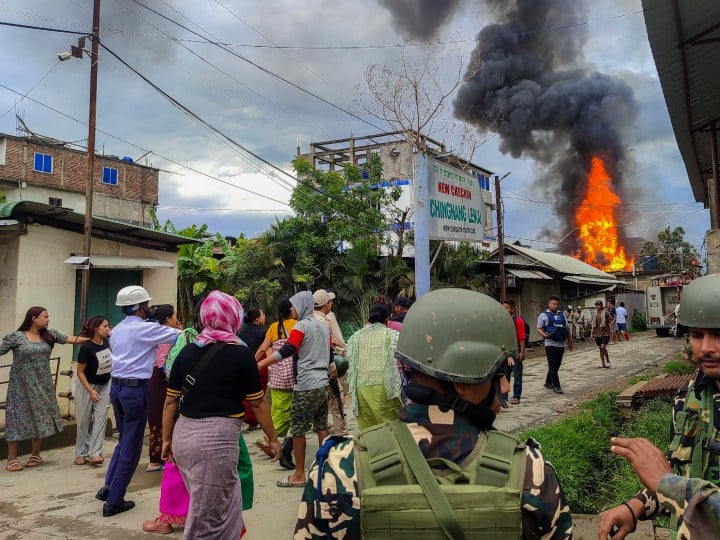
[313,289,347,435]
[615,301,629,341]
[96,286,179,517]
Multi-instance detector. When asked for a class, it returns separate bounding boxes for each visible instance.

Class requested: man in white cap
[313,289,348,435]
[95,286,180,517]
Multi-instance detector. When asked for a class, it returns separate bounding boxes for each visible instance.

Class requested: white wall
[1,224,177,399]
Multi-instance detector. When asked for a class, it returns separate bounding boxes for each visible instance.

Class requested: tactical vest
[667,382,720,536]
[354,421,526,539]
[543,310,567,342]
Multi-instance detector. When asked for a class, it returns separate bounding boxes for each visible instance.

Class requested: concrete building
[0,132,158,227]
[297,131,496,254]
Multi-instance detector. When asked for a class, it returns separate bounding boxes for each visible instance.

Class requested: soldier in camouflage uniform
[294,288,573,539]
[599,273,720,539]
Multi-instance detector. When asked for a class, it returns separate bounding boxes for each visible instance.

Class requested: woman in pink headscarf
[162,291,280,540]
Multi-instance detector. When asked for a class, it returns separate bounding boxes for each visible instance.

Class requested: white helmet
[115,285,152,307]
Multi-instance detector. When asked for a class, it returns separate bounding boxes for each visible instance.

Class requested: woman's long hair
[149,304,175,326]
[17,306,54,346]
[276,299,293,340]
[80,315,108,339]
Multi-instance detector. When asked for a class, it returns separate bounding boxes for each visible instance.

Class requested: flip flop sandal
[146,464,165,472]
[74,456,88,465]
[25,455,43,468]
[89,456,104,465]
[276,476,305,488]
[5,459,23,472]
[141,519,173,534]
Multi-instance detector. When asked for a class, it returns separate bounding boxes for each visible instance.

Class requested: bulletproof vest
[667,381,720,536]
[355,421,526,539]
[544,310,567,342]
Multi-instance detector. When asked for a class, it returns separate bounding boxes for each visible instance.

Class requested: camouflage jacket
[294,404,573,539]
[633,373,720,538]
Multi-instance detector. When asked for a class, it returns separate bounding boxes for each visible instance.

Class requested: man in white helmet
[95,285,180,517]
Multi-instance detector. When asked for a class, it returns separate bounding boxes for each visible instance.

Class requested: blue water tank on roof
[121,156,134,163]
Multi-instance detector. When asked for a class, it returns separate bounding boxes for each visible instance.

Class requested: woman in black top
[162,291,279,539]
[74,316,112,466]
[238,307,267,428]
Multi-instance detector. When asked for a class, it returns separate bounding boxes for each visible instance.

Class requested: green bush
[662,361,695,375]
[519,392,620,514]
[631,309,647,331]
[518,393,673,515]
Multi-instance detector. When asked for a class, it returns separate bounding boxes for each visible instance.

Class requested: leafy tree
[640,226,700,274]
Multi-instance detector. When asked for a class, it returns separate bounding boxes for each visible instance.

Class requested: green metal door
[74,269,142,333]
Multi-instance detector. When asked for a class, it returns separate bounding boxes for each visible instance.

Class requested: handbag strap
[181,342,224,400]
[390,421,467,540]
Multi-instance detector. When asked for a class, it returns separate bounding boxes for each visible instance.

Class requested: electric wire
[125,0,388,135]
[0,60,61,121]
[0,82,291,207]
[111,0,321,139]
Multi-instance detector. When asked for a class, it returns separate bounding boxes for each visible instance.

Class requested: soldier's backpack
[354,421,526,539]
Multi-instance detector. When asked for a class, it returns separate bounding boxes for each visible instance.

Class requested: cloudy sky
[0,0,708,255]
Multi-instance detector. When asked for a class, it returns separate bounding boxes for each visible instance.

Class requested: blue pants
[104,384,148,506]
[504,360,523,399]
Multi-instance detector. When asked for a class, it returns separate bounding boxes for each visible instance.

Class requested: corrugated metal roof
[507,268,552,280]
[0,201,199,251]
[508,244,618,279]
[642,0,720,206]
[563,275,620,285]
[63,255,175,269]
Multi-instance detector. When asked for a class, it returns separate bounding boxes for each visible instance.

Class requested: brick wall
[0,135,158,206]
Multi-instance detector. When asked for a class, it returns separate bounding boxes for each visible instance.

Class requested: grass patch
[662,361,695,375]
[518,392,672,515]
[627,373,656,385]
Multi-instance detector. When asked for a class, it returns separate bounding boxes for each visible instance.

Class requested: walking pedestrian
[259,291,331,489]
[95,286,180,517]
[607,299,618,344]
[146,304,182,473]
[536,295,573,394]
[239,307,267,429]
[574,306,586,341]
[616,301,629,341]
[312,289,347,436]
[589,300,612,368]
[502,299,526,405]
[346,304,402,431]
[74,315,112,466]
[2,307,89,472]
[254,299,297,469]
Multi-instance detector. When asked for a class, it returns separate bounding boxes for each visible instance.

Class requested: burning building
[379,0,638,272]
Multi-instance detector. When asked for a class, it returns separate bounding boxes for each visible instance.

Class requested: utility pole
[495,174,508,301]
[79,0,100,323]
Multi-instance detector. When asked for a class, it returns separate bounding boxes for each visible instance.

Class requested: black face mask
[405,368,505,431]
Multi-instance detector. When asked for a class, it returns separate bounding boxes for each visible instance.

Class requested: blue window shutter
[34,153,43,171]
[102,167,110,183]
[112,168,118,185]
[43,154,52,173]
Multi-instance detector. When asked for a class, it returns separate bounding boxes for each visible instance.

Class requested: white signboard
[428,158,487,242]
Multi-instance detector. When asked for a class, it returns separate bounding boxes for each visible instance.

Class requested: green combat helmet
[395,288,518,384]
[332,354,349,378]
[677,273,720,328]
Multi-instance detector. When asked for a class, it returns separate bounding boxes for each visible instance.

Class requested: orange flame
[574,156,633,272]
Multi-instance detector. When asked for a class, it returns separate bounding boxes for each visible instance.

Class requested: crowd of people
[2,279,719,539]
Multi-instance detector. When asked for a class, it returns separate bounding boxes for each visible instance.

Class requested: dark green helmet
[677,274,720,328]
[395,288,518,383]
[333,354,349,378]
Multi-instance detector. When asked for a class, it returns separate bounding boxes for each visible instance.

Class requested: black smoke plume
[377,0,460,40]
[453,0,638,246]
